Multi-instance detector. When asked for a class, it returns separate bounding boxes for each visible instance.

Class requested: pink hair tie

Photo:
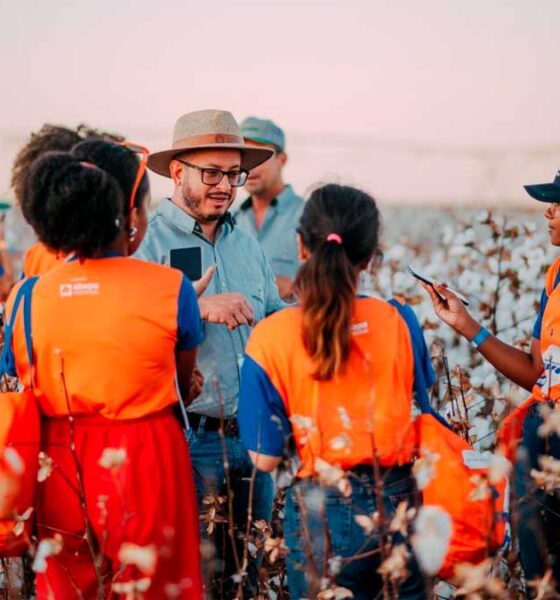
[326,233,343,245]
[79,161,98,169]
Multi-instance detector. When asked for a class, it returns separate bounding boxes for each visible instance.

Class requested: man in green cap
[234,116,304,300]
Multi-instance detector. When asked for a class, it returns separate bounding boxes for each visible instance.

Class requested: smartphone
[407,265,469,306]
[170,247,203,281]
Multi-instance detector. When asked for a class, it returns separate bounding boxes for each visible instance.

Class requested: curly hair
[71,139,148,215]
[11,123,123,220]
[22,152,125,258]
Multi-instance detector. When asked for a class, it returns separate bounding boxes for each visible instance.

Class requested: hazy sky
[1,0,559,203]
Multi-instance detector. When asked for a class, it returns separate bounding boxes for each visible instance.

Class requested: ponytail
[294,184,381,380]
[295,241,357,380]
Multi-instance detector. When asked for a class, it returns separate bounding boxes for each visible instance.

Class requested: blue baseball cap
[525,170,560,203]
[240,117,285,152]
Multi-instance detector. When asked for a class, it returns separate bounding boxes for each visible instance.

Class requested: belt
[188,412,239,437]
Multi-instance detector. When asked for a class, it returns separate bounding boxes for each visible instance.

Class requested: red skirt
[35,408,202,599]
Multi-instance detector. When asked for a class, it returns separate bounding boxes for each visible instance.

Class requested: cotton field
[363,205,555,450]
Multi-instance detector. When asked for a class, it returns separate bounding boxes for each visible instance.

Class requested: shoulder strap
[389,298,451,426]
[1,280,31,374]
[23,277,39,372]
[1,276,39,379]
[553,267,560,294]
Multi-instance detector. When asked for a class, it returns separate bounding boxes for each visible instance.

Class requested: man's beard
[181,180,231,223]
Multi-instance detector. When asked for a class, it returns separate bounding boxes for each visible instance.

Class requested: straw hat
[148,109,274,178]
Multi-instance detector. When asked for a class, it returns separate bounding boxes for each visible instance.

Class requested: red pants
[35,409,202,599]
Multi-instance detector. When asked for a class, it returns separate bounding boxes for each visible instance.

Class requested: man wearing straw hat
[137,109,281,596]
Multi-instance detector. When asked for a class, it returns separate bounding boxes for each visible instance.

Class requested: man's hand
[199,293,255,330]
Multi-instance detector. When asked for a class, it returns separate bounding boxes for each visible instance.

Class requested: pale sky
[1,0,559,204]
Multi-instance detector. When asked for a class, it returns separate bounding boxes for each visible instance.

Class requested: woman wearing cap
[7,140,205,598]
[420,172,560,593]
[237,184,431,599]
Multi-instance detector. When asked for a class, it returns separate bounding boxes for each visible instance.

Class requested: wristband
[470,327,490,348]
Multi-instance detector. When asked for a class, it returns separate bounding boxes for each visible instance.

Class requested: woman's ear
[297,233,310,262]
[128,206,140,234]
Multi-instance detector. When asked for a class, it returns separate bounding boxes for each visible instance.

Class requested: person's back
[6,140,204,599]
[243,297,418,473]
[10,256,191,419]
[239,184,430,599]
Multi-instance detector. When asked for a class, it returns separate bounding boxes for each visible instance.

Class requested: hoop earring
[129,226,138,241]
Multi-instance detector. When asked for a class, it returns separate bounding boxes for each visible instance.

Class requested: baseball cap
[525,170,560,203]
[240,117,285,152]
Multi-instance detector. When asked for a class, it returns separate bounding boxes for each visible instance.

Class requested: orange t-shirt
[532,256,560,401]
[240,297,420,477]
[7,256,203,419]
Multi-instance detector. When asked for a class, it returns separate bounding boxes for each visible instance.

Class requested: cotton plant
[364,207,554,451]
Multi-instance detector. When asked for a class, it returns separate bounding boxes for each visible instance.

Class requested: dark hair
[22,152,125,257]
[294,184,381,380]
[11,124,123,219]
[71,139,149,214]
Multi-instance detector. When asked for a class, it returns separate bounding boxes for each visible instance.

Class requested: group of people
[2,107,560,599]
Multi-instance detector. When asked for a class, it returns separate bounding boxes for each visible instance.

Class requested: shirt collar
[67,251,123,262]
[158,198,235,234]
[275,184,297,214]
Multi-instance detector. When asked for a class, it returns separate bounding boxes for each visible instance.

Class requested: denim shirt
[233,185,304,279]
[136,198,283,417]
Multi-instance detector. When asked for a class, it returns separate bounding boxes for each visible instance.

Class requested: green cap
[240,117,285,152]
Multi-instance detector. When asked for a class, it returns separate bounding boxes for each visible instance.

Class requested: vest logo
[536,344,560,393]
[59,282,100,297]
[59,284,73,297]
[352,321,369,335]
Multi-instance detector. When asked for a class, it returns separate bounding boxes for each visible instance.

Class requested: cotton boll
[442,226,455,245]
[483,372,498,389]
[411,506,452,575]
[472,416,495,450]
[384,244,408,261]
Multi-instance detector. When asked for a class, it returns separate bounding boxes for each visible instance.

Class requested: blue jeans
[186,425,274,598]
[514,403,560,594]
[284,465,427,600]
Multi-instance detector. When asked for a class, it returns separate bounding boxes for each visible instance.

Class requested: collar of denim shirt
[159,198,236,235]
[238,184,298,215]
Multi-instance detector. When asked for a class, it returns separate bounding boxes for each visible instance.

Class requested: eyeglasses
[176,159,248,188]
[119,141,149,212]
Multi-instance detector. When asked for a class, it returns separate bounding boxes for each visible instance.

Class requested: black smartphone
[170,247,203,281]
[407,265,469,306]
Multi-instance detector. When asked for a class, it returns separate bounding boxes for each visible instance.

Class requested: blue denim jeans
[514,403,560,594]
[186,425,274,598]
[284,465,427,600]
